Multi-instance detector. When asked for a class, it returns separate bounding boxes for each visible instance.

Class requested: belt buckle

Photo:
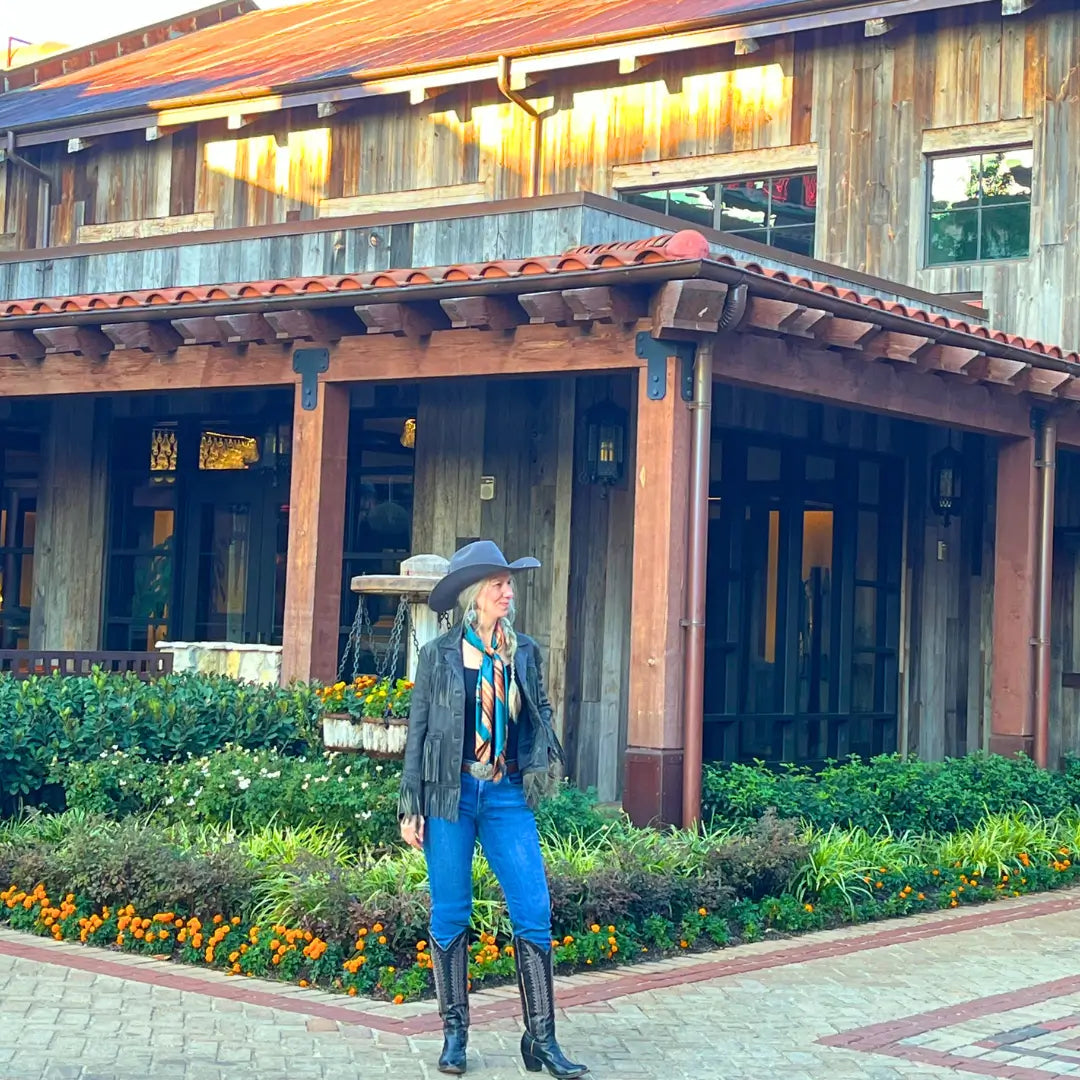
[467,761,494,780]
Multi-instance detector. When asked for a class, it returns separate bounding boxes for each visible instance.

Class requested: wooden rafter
[650,279,729,337]
[438,296,524,331]
[0,330,45,361]
[101,321,182,354]
[215,313,277,345]
[561,286,644,324]
[171,317,226,346]
[517,292,575,326]
[33,326,111,357]
[353,302,446,337]
[262,308,359,343]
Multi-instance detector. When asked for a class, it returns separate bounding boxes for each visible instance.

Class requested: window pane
[726,227,770,247]
[746,445,782,482]
[720,180,769,231]
[854,586,877,647]
[978,149,1033,206]
[980,204,1031,260]
[859,461,880,503]
[851,653,876,712]
[770,225,815,257]
[623,189,668,216]
[856,510,879,582]
[928,209,979,265]
[769,174,816,228]
[930,154,981,212]
[806,455,835,481]
[664,185,715,228]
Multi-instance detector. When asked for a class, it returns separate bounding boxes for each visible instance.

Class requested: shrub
[0,669,323,811]
[702,752,1080,833]
[51,747,402,851]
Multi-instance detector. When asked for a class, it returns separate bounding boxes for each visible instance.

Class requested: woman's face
[475,573,514,625]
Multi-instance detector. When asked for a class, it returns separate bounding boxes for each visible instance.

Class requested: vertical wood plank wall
[411,374,632,798]
[6,4,1080,348]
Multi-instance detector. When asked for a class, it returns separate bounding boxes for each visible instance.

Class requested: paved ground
[3,891,1080,1080]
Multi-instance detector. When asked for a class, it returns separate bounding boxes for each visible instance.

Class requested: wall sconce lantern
[583,400,627,489]
[930,440,963,526]
[400,417,416,449]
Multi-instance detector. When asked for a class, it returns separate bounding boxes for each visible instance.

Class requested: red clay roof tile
[0,229,1076,365]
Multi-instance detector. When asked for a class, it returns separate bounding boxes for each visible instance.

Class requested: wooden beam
[318,181,490,217]
[860,330,936,363]
[261,308,360,343]
[171,316,226,346]
[280,381,349,685]
[810,314,882,351]
[989,436,1038,758]
[922,117,1033,155]
[734,37,760,55]
[517,291,575,326]
[624,358,691,828]
[316,101,348,119]
[960,353,1028,385]
[650,279,728,336]
[353,301,446,337]
[226,113,252,131]
[864,16,896,35]
[215,313,278,345]
[0,330,45,361]
[0,322,646,397]
[743,296,808,335]
[618,55,655,75]
[913,344,984,375]
[33,326,111,358]
[439,295,525,331]
[612,142,818,190]
[712,331,1034,438]
[1002,0,1036,13]
[28,399,109,651]
[1005,366,1073,397]
[66,137,96,153]
[100,321,183,354]
[561,286,645,324]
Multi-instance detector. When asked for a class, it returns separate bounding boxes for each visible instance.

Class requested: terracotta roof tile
[1,229,1076,365]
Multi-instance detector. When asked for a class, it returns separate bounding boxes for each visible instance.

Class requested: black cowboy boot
[514,936,588,1078]
[430,931,470,1074]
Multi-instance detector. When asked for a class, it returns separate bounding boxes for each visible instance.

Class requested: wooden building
[0,0,1078,824]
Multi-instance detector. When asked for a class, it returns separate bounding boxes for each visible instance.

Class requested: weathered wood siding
[5,4,1074,348]
[411,372,633,799]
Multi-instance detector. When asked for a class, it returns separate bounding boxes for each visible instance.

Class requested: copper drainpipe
[4,130,50,248]
[1034,412,1057,769]
[497,55,543,198]
[682,285,748,829]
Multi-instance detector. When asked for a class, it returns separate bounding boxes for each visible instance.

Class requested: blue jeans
[424,771,552,950]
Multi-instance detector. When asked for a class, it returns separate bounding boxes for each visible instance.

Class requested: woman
[399,540,588,1079]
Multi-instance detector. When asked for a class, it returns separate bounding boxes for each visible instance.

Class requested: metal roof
[0,0,971,135]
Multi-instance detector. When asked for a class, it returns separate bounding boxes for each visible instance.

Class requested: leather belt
[461,760,518,779]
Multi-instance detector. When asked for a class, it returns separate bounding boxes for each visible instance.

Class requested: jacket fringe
[423,783,463,824]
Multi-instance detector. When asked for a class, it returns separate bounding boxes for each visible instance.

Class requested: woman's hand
[400,815,425,850]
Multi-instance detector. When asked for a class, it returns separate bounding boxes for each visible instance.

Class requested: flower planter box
[322,712,409,758]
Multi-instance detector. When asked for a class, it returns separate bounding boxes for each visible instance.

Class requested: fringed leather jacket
[398,622,566,823]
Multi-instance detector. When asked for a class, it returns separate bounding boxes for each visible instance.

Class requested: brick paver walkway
[2,890,1080,1079]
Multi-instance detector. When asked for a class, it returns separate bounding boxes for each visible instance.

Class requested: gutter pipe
[1034,411,1057,769]
[496,55,543,198]
[3,131,50,248]
[682,283,748,829]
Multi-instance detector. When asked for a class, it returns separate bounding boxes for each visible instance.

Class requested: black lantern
[583,400,627,489]
[930,440,964,525]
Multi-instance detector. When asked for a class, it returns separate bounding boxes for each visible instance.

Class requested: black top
[462,664,520,764]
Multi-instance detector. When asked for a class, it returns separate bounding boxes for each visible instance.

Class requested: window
[622,172,817,256]
[926,147,1032,265]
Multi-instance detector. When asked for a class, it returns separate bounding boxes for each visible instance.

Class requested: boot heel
[521,1033,543,1072]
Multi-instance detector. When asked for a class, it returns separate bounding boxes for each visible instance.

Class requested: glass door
[703,434,901,766]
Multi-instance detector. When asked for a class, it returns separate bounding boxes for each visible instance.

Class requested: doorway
[704,435,903,765]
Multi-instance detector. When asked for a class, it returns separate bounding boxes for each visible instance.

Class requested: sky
[1,0,303,54]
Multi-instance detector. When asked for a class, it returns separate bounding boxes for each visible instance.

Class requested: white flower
[344,765,351,776]
[118,779,126,787]
[231,769,241,777]
[187,798,196,806]
[360,782,368,790]
[375,765,384,773]
[301,782,309,791]
[361,811,372,820]
[266,771,280,779]
[238,777,251,791]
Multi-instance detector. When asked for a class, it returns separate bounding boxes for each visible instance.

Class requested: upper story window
[622,172,817,257]
[926,148,1033,266]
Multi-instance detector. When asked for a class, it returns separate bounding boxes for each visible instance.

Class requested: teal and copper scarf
[463,623,508,780]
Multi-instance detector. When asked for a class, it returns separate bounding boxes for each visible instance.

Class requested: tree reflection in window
[927,148,1032,265]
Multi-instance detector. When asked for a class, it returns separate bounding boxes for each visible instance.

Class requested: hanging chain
[377,595,409,683]
[339,593,454,686]
[337,596,366,682]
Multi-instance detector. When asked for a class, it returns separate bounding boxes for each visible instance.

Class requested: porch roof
[1,229,1077,377]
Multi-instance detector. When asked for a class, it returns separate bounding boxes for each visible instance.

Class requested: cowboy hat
[427,539,540,613]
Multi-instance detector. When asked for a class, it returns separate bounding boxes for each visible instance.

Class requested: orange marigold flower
[299,980,309,988]
[393,994,404,1005]
[698,908,707,917]
[378,936,387,945]
[372,923,383,933]
[348,986,358,997]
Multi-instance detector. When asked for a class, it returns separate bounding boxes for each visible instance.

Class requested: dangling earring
[464,604,478,628]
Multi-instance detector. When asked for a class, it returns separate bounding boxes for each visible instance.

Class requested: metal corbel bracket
[292,346,330,410]
[635,333,695,401]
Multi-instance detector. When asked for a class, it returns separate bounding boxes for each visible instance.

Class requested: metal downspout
[682,284,748,829]
[496,56,542,198]
[1034,412,1057,769]
[4,130,50,248]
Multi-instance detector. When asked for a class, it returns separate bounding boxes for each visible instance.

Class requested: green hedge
[702,752,1080,833]
[0,670,323,811]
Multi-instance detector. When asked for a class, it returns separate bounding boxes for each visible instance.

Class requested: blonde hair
[458,577,521,718]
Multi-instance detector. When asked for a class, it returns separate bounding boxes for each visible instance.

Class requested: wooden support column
[281,381,349,685]
[623,359,691,827]
[29,398,110,650]
[990,435,1039,757]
